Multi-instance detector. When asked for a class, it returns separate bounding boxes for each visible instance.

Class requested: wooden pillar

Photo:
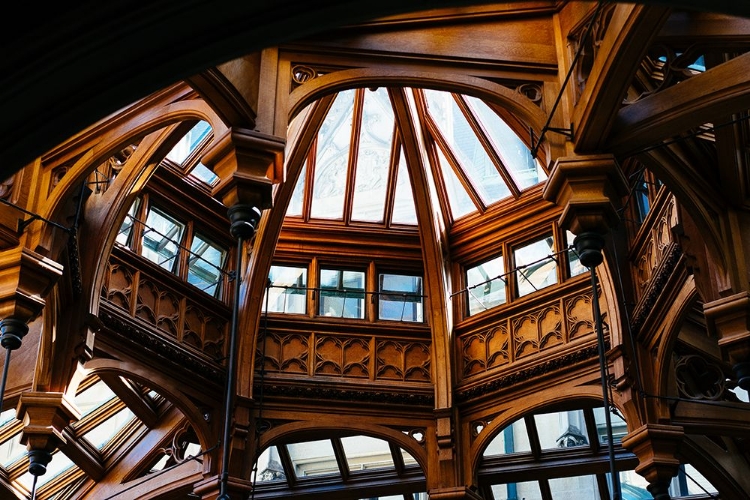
[199,127,285,499]
[621,424,684,500]
[704,291,750,391]
[17,392,80,476]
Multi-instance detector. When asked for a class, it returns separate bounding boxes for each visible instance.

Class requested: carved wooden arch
[256,418,429,476]
[288,68,550,164]
[677,434,750,500]
[80,357,216,472]
[467,389,607,484]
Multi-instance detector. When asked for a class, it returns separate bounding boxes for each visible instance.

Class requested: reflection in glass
[392,150,418,225]
[166,120,211,164]
[435,146,476,219]
[566,230,587,278]
[379,273,423,322]
[17,451,76,488]
[265,265,308,314]
[116,198,140,246]
[0,432,25,467]
[189,162,219,186]
[287,162,307,217]
[319,269,365,318]
[352,87,393,222]
[466,255,506,316]
[549,474,601,499]
[534,410,588,450]
[340,435,395,472]
[492,480,543,500]
[141,207,185,272]
[187,234,225,296]
[424,89,510,205]
[255,446,286,482]
[311,89,355,220]
[483,417,531,456]
[75,379,116,417]
[466,95,546,190]
[83,407,136,450]
[515,236,557,297]
[287,439,340,478]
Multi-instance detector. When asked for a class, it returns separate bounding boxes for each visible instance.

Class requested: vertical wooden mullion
[343,88,364,225]
[383,129,401,227]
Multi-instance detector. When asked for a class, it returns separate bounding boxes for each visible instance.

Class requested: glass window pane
[549,474,601,499]
[265,265,308,314]
[0,409,15,427]
[671,463,718,496]
[319,268,365,319]
[116,198,140,247]
[492,481,543,500]
[188,234,226,296]
[189,162,219,186]
[466,255,506,316]
[17,451,76,488]
[424,89,511,205]
[287,162,307,217]
[483,418,531,456]
[340,435,395,472]
[466,95,546,190]
[534,410,588,450]
[255,446,286,482]
[83,407,136,449]
[435,146,476,219]
[74,379,116,417]
[515,236,557,297]
[311,89,355,220]
[0,431,26,467]
[392,149,417,225]
[351,87,394,222]
[593,407,627,445]
[287,440,340,478]
[166,120,211,164]
[141,207,185,272]
[379,273,423,322]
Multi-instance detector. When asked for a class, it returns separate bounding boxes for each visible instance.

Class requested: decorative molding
[98,307,224,382]
[456,343,603,403]
[253,382,434,406]
[631,243,682,334]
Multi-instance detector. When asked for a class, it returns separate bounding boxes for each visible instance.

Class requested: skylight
[287,87,544,228]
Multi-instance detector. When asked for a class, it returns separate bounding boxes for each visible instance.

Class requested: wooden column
[704,292,750,391]
[621,424,684,500]
[17,392,80,476]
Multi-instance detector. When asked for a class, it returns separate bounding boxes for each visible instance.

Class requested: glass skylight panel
[549,474,601,499]
[255,446,286,482]
[287,162,307,217]
[265,265,308,314]
[534,410,588,450]
[514,236,557,297]
[0,409,14,427]
[189,162,219,186]
[116,198,140,246]
[391,150,418,225]
[466,255,506,316]
[483,417,531,456]
[0,432,25,467]
[311,89,356,220]
[166,120,211,164]
[435,147,476,219]
[141,207,185,272]
[319,268,366,318]
[491,481,542,500]
[379,273,423,322]
[83,407,136,450]
[74,379,116,417]
[424,89,510,205]
[351,87,394,222]
[340,435,395,472]
[17,451,76,489]
[466,95,546,190]
[287,439,340,478]
[187,234,225,295]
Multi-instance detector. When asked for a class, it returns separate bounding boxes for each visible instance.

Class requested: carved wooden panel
[257,329,431,384]
[459,281,605,380]
[632,196,679,304]
[101,252,230,360]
